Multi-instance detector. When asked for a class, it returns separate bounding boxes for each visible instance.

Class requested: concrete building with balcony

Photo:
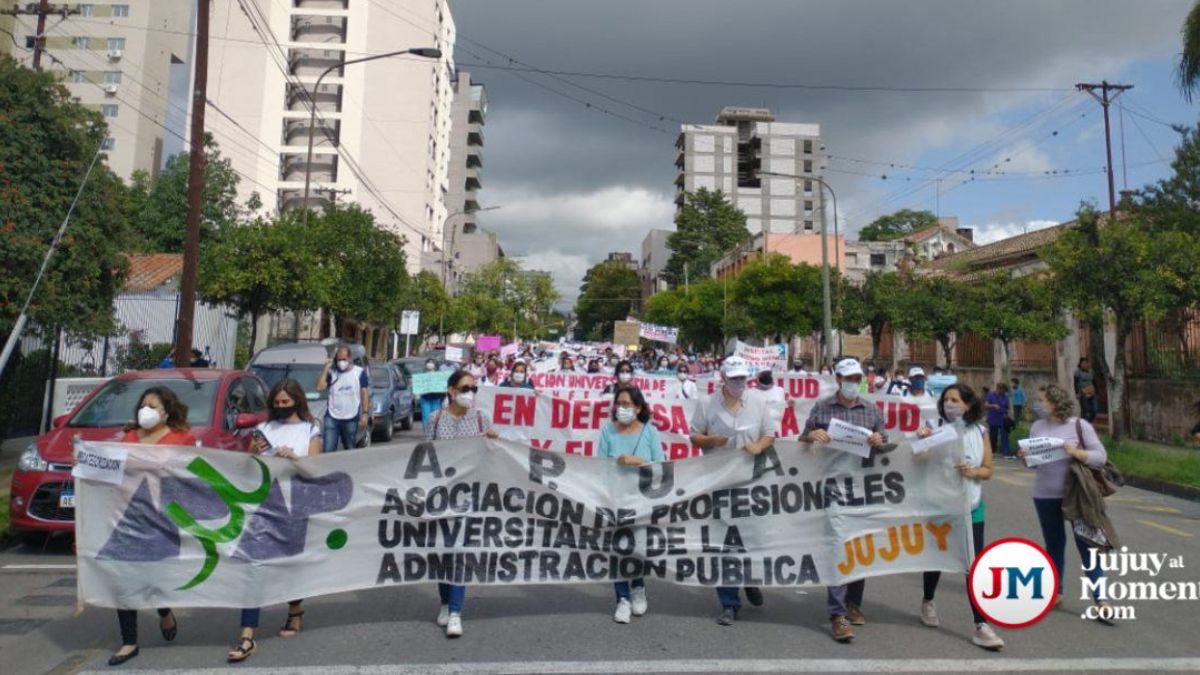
[205,0,457,269]
[1,1,191,180]
[675,107,824,236]
[442,70,496,292]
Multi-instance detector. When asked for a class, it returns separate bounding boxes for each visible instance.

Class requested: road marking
[2,564,76,571]
[82,658,1200,674]
[1139,519,1193,538]
[1134,505,1182,514]
[1110,496,1144,503]
[993,475,1030,487]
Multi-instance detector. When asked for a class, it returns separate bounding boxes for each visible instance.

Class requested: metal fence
[1128,309,1200,381]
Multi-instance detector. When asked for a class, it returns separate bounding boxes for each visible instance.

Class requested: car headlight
[17,443,49,472]
[372,400,384,414]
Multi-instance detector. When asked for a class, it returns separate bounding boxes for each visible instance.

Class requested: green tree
[663,188,749,287]
[644,278,737,353]
[837,271,902,361]
[1179,1,1200,102]
[126,135,248,252]
[198,214,324,350]
[890,271,968,366]
[575,261,642,341]
[857,208,938,242]
[456,259,559,339]
[731,254,822,343]
[406,270,452,341]
[0,55,131,340]
[966,272,1068,386]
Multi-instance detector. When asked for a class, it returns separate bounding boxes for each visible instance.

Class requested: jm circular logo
[967,537,1059,628]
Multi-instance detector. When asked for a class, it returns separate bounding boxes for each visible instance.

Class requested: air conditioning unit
[103,84,118,95]
[107,49,122,61]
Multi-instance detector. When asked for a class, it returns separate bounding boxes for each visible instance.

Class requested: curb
[1123,474,1200,503]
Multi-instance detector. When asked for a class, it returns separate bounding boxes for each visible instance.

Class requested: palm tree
[1179,0,1200,101]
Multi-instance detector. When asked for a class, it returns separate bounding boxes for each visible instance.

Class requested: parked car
[247,341,371,449]
[9,368,269,537]
[368,364,414,442]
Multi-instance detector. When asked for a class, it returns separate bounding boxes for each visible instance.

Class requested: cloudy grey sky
[451,0,1195,305]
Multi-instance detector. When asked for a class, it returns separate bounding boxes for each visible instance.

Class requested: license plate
[59,490,75,509]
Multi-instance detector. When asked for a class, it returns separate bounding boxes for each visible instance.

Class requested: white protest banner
[445,346,464,363]
[500,342,519,359]
[639,322,679,344]
[1019,437,1069,467]
[528,372,675,398]
[827,418,873,458]
[75,436,972,610]
[911,424,958,456]
[410,371,448,398]
[734,340,788,372]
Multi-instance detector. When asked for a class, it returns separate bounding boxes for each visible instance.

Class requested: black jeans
[923,520,986,624]
[116,608,171,646]
[1080,396,1098,423]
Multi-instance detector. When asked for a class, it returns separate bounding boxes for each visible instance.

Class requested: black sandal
[160,612,177,642]
[227,636,256,663]
[279,609,304,638]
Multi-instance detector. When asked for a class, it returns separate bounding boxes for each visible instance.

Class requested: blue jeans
[438,583,465,614]
[323,414,359,453]
[827,579,866,616]
[614,577,645,601]
[716,587,741,610]
[1034,498,1104,599]
[420,395,444,432]
[988,421,1011,457]
[1080,396,1098,424]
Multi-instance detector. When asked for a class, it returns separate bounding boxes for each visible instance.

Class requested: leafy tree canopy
[663,188,749,287]
[857,208,938,242]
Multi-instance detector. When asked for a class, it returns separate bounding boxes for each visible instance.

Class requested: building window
[25,35,35,48]
[70,70,88,83]
[107,37,126,51]
[804,220,814,231]
[804,200,814,214]
[112,4,130,17]
[101,137,115,150]
[870,253,886,267]
[803,160,813,173]
[73,36,91,49]
[804,179,813,195]
[79,4,94,17]
[803,139,813,154]
[100,104,118,118]
[104,71,122,84]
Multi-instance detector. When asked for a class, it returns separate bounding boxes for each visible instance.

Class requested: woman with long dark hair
[227,378,322,662]
[915,383,1003,650]
[108,387,196,666]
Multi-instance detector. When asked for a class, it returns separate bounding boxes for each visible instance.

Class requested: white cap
[908,366,926,378]
[721,355,751,379]
[835,358,864,377]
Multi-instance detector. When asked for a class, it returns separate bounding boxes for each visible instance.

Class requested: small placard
[911,425,958,455]
[72,442,128,485]
[1019,437,1069,467]
[826,417,872,458]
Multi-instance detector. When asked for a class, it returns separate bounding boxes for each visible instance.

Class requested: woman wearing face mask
[481,357,503,387]
[419,359,446,432]
[107,387,196,666]
[653,356,673,375]
[671,364,698,400]
[603,360,635,395]
[1019,384,1112,620]
[914,384,1005,650]
[228,379,322,662]
[597,386,664,623]
[424,370,499,638]
[501,360,536,390]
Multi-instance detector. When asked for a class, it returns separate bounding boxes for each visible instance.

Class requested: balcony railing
[291,15,347,44]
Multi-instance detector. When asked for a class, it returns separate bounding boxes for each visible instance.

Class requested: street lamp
[300,47,442,225]
[760,171,839,365]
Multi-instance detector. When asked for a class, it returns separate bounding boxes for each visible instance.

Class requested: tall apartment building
[675,107,824,236]
[442,69,497,291]
[639,228,671,301]
[1,1,192,180]
[205,0,456,270]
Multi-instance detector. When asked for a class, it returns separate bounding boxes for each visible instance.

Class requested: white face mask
[425,363,436,371]
[725,379,747,397]
[943,402,966,422]
[677,371,688,381]
[337,359,350,371]
[617,372,632,383]
[616,407,637,425]
[455,392,475,409]
[137,406,162,430]
[511,372,526,384]
[839,381,860,401]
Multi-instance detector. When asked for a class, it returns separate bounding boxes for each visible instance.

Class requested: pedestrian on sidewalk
[985,382,1012,459]
[597,386,663,624]
[107,386,194,666]
[1011,378,1027,423]
[915,383,1005,650]
[1074,358,1098,423]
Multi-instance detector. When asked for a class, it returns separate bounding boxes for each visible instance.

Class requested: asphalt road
[3,427,1200,674]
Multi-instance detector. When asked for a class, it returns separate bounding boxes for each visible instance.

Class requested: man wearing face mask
[689,355,776,626]
[904,366,934,405]
[801,358,888,642]
[316,345,370,453]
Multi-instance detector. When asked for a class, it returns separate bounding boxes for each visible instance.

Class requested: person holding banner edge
[801,357,888,643]
[424,370,500,638]
[603,360,636,395]
[688,355,775,626]
[501,360,536,390]
[229,378,323,663]
[598,386,665,623]
[108,386,195,666]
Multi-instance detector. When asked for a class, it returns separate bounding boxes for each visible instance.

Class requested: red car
[9,368,269,536]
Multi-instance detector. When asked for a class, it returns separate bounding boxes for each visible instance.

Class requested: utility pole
[174,0,210,366]
[1,1,79,71]
[1075,81,1133,215]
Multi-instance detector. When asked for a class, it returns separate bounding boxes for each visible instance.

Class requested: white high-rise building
[206,0,456,269]
[675,107,824,236]
[1,1,192,180]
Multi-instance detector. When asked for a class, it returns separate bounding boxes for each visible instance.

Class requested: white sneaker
[973,622,1004,650]
[613,599,632,624]
[920,600,939,627]
[630,586,648,616]
[436,604,450,627]
[445,613,463,638]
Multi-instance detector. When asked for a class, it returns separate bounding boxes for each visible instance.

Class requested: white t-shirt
[326,365,368,420]
[257,419,320,457]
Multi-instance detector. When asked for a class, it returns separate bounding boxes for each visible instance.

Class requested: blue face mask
[910,377,926,391]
